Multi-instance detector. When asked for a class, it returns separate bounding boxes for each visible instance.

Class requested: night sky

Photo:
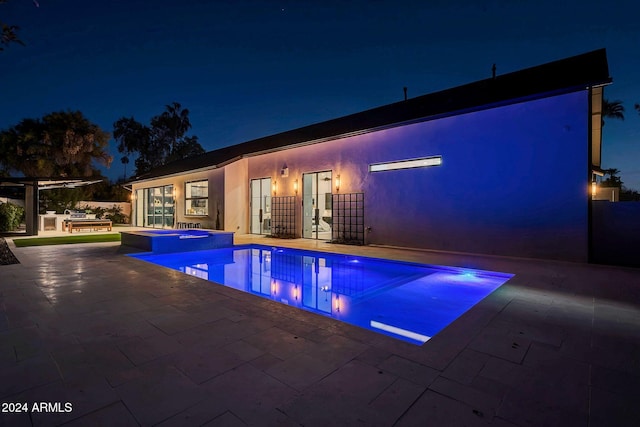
[2,0,640,189]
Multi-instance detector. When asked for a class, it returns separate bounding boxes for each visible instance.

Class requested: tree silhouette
[602,99,625,126]
[152,102,192,155]
[602,168,623,188]
[113,103,204,177]
[1,0,38,52]
[0,110,112,177]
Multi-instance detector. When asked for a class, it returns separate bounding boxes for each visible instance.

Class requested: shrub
[0,202,25,232]
[105,205,129,224]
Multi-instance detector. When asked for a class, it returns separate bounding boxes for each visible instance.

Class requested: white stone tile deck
[1,234,639,426]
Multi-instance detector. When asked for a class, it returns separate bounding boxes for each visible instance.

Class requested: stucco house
[127,49,611,263]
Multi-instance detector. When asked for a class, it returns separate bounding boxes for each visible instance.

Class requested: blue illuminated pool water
[130,245,513,345]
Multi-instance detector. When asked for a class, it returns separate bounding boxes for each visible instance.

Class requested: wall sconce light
[591,180,597,198]
[272,180,277,196]
[335,174,341,192]
[293,179,298,195]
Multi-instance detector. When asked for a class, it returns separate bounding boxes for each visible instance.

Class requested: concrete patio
[1,234,639,426]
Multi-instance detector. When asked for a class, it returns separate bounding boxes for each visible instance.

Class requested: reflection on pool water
[130,245,513,345]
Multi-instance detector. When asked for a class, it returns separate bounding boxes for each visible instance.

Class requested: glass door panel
[302,171,332,240]
[250,178,272,235]
[163,185,174,227]
[143,185,174,228]
[302,174,314,238]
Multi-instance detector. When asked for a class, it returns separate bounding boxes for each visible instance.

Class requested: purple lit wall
[247,90,589,261]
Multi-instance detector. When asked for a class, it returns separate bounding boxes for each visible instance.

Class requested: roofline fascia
[128,78,613,182]
[245,82,608,158]
[128,164,219,186]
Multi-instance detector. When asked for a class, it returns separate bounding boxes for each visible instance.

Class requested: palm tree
[602,99,625,126]
[121,156,129,180]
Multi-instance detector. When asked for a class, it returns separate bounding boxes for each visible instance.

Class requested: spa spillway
[120,229,234,253]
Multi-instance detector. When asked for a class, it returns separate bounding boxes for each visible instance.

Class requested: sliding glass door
[144,185,174,228]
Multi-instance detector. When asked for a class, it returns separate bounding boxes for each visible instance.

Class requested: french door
[302,171,332,240]
[250,178,272,235]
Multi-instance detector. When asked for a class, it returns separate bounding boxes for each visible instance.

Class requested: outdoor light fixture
[272,180,277,196]
[591,180,597,198]
[369,155,442,172]
[370,321,431,343]
[335,174,340,192]
[293,179,298,195]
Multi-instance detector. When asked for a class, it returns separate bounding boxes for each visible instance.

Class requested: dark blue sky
[2,0,640,189]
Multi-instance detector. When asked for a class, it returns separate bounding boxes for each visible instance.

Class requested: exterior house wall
[593,186,619,202]
[130,90,590,262]
[131,168,224,229]
[224,158,249,233]
[246,90,589,261]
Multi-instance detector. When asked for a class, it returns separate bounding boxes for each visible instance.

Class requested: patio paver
[0,234,639,426]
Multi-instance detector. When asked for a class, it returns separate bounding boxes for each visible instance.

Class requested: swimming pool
[131,245,513,345]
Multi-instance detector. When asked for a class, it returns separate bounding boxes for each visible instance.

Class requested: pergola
[0,178,102,235]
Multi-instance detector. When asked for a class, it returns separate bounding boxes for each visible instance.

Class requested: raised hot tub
[120,229,234,253]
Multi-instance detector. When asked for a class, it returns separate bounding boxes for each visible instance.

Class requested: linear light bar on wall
[369,155,442,173]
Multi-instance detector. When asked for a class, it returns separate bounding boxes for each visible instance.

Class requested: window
[369,156,442,172]
[185,180,208,216]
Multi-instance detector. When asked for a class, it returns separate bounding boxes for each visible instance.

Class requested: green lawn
[13,233,121,247]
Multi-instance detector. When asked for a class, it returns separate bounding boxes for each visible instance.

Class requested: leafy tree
[0,110,112,177]
[113,102,205,176]
[602,99,625,125]
[113,116,153,176]
[601,168,623,188]
[151,102,192,157]
[620,187,640,202]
